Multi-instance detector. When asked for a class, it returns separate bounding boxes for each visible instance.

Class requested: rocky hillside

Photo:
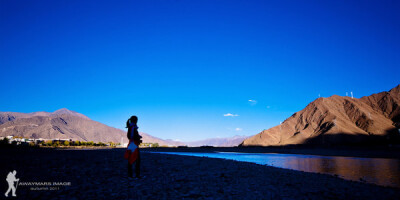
[241,85,400,146]
[0,108,182,146]
[0,109,129,143]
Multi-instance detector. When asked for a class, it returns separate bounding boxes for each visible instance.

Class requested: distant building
[34,138,45,144]
[3,135,71,145]
[52,139,72,143]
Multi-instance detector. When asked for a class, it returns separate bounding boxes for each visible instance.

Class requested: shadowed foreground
[0,148,399,199]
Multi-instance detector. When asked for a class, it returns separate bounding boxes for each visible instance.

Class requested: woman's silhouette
[124,115,142,178]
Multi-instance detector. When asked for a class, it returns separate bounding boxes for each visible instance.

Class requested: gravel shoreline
[1,148,399,199]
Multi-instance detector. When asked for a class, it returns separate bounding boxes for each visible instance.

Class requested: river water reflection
[153,152,400,188]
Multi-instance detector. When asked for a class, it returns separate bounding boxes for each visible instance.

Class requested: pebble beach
[1,147,399,199]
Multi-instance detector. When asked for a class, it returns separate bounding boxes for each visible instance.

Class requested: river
[151,151,400,188]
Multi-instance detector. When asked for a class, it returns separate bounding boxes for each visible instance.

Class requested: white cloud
[223,113,239,117]
[248,99,257,105]
[235,128,243,131]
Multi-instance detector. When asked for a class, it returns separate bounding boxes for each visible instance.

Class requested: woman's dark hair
[126,116,138,128]
[126,115,138,140]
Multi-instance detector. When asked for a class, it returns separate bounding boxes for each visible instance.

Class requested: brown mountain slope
[241,85,400,146]
[0,109,184,146]
[0,109,126,143]
[0,108,90,124]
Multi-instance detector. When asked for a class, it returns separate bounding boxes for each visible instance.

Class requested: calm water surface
[152,152,400,188]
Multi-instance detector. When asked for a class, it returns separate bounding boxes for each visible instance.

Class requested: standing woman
[124,115,142,178]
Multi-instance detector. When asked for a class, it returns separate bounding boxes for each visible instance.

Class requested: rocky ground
[1,147,399,199]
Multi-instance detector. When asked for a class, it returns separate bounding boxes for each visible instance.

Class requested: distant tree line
[1,137,170,148]
[41,140,118,147]
[0,137,120,148]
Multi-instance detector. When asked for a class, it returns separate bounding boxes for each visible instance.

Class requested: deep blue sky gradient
[1,0,399,141]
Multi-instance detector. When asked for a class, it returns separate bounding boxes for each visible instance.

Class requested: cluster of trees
[0,138,38,148]
[0,138,10,146]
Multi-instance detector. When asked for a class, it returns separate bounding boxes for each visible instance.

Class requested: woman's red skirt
[124,140,140,164]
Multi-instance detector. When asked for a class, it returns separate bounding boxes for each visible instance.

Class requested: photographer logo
[5,170,19,197]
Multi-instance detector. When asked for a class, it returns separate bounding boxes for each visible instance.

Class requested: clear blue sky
[1,0,399,142]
